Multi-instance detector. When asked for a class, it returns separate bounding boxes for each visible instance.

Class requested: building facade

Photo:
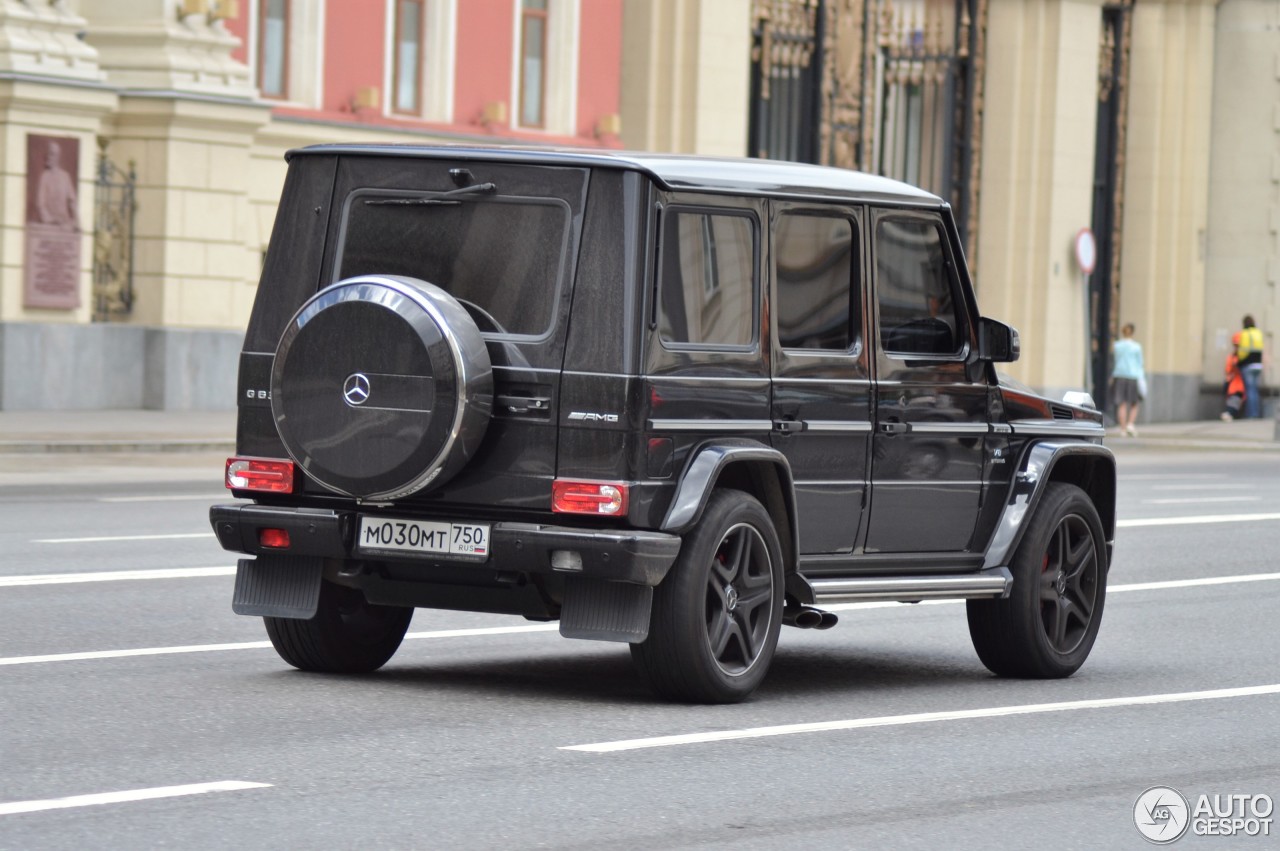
[0,0,1275,420]
[621,0,1278,421]
[0,0,621,409]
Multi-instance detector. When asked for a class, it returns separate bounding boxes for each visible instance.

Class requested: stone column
[79,0,268,409]
[1118,0,1217,421]
[0,0,113,326]
[0,0,130,410]
[1204,0,1280,419]
[974,0,1105,399]
[619,0,752,155]
[80,0,268,334]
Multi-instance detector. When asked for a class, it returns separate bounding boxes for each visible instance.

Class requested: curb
[1106,438,1280,453]
[0,440,235,454]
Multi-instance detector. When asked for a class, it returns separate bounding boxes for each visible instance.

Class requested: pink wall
[324,0,388,114]
[225,7,249,65]
[453,0,515,128]
[576,0,622,141]
[219,0,623,146]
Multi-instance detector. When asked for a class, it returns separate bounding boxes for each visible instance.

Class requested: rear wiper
[364,182,497,206]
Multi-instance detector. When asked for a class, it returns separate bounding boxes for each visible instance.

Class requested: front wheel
[631,489,784,703]
[967,482,1107,678]
[265,580,413,673]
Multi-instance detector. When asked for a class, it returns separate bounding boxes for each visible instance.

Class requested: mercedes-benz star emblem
[343,373,371,406]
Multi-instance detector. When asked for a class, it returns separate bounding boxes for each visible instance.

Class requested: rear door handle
[878,420,910,435]
[773,419,806,435]
[496,394,551,414]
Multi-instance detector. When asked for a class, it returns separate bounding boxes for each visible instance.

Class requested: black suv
[210,144,1115,703]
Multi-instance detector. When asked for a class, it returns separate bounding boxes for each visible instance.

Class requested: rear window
[657,208,757,348]
[334,189,570,337]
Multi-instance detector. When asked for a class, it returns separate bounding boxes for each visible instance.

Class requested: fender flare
[983,440,1117,570]
[660,438,800,575]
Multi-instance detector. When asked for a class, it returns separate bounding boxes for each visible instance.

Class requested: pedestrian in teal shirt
[1111,322,1144,436]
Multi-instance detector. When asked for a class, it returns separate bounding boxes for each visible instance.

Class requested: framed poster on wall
[24,133,82,310]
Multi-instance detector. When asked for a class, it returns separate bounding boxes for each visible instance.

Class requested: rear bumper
[210,503,681,587]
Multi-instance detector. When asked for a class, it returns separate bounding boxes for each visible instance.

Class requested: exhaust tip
[784,607,824,629]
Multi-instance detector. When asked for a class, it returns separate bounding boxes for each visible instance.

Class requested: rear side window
[335,190,570,337]
[776,212,858,352]
[658,209,757,348]
[875,217,962,357]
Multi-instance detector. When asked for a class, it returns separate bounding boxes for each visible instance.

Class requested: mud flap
[232,555,323,619]
[559,577,653,643]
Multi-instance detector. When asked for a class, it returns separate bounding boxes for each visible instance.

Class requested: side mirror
[978,317,1020,363]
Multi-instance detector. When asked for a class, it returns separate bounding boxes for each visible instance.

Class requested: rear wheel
[264,580,413,673]
[967,482,1107,677]
[631,489,783,703]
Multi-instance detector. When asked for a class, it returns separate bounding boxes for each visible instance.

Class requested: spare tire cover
[271,275,492,500]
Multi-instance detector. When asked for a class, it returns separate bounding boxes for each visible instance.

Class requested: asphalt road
[1,447,1278,849]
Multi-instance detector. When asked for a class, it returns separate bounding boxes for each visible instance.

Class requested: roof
[288,143,944,205]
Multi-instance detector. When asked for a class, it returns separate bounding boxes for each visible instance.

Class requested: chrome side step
[808,568,1013,604]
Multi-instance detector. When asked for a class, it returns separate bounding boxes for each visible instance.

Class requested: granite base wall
[0,322,241,411]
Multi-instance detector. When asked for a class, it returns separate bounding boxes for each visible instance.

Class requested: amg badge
[567,411,619,424]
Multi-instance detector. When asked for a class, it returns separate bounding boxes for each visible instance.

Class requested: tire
[631,489,784,703]
[967,482,1107,678]
[264,580,413,673]
[271,275,492,500]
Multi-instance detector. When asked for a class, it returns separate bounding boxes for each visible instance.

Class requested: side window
[393,0,425,114]
[776,212,858,352]
[258,0,289,99]
[875,217,961,357]
[253,0,323,108]
[518,0,548,127]
[659,209,757,348]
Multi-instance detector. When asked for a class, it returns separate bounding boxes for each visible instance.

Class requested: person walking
[1232,314,1265,418]
[1111,322,1144,436]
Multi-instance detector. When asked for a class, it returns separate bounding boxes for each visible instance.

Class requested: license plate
[356,515,490,560]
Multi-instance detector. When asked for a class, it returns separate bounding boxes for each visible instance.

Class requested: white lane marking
[1122,474,1227,481]
[818,571,1280,613]
[1141,496,1260,505]
[0,781,271,817]
[1149,484,1251,491]
[0,641,273,666]
[1107,572,1280,593]
[1118,512,1280,528]
[561,684,1280,753]
[0,567,235,587]
[32,533,215,544]
[0,624,560,666]
[98,495,224,503]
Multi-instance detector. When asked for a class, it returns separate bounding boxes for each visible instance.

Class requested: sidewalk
[1105,415,1280,452]
[1,408,1278,453]
[0,409,236,453]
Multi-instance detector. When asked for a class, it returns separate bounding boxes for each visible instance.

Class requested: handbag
[1137,373,1148,400]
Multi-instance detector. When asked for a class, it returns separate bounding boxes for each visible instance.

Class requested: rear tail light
[551,479,629,516]
[226,457,296,494]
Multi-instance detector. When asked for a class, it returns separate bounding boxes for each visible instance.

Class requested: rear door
[322,155,589,510]
[768,202,871,554]
[865,209,988,554]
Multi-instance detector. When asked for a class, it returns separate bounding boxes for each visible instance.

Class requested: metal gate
[92,138,136,322]
[750,0,986,250]
[1088,2,1133,405]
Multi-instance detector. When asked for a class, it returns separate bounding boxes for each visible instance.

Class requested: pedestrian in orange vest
[1221,352,1245,421]
[1231,315,1265,418]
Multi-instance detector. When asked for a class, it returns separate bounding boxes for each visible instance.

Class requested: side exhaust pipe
[783,606,839,630]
